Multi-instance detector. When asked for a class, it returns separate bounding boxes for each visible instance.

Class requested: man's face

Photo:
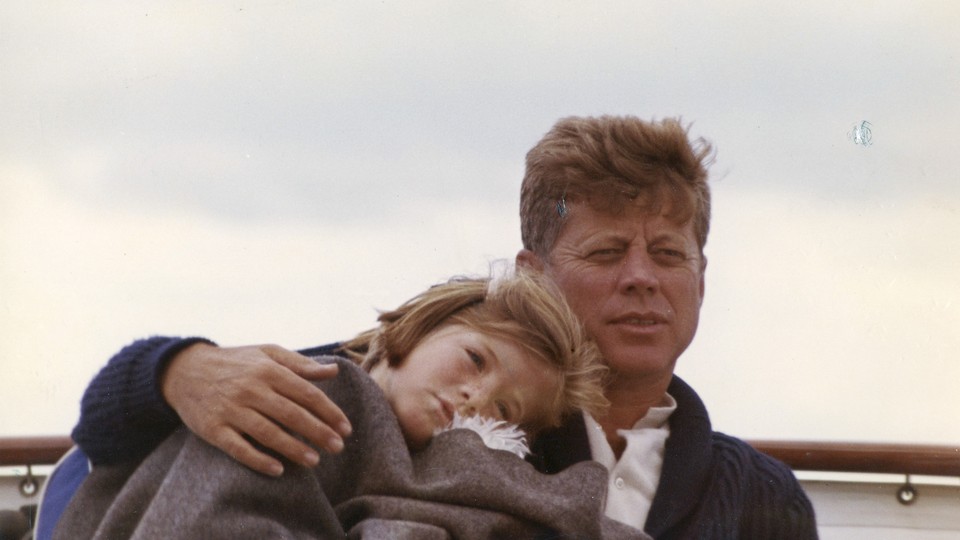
[521,200,705,386]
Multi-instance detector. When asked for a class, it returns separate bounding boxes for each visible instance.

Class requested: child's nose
[459,386,495,418]
[474,400,501,420]
[461,395,501,420]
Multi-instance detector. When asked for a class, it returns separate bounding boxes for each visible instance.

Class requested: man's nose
[617,248,659,295]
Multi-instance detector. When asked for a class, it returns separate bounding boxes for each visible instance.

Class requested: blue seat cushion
[34,447,90,540]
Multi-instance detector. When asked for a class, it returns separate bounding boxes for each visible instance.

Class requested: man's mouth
[617,318,658,325]
[610,312,666,326]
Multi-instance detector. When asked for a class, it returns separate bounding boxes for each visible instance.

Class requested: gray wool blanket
[56,357,649,539]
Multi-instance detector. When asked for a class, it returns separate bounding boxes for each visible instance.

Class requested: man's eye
[467,350,485,370]
[587,248,621,260]
[654,248,687,262]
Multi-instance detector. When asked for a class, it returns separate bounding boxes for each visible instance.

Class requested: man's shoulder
[666,376,800,489]
[708,431,808,499]
[711,432,790,471]
[706,432,818,537]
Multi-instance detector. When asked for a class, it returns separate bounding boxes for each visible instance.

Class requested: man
[516,117,815,537]
[67,116,816,538]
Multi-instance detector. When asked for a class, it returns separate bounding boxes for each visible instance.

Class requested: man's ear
[698,255,707,305]
[516,249,545,272]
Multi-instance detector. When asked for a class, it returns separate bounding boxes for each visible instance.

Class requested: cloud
[1,168,521,434]
[2,1,958,442]
[682,185,960,442]
[4,1,958,226]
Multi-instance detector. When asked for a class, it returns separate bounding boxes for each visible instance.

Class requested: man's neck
[597,373,672,459]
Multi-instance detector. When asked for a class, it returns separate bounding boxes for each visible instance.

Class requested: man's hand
[161,343,352,476]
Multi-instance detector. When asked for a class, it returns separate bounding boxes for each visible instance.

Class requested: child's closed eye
[467,349,486,370]
[496,401,510,421]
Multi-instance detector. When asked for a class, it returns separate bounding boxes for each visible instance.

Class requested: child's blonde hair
[340,270,608,434]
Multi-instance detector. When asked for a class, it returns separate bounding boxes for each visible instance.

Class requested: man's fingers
[254,382,349,454]
[235,411,332,470]
[256,346,352,438]
[165,342,353,474]
[214,428,285,477]
[269,371,352,439]
[261,345,341,382]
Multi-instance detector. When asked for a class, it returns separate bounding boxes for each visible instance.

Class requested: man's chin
[601,348,676,380]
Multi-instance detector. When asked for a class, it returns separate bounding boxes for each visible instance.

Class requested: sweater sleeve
[70,336,215,465]
[714,434,819,540]
[743,449,819,539]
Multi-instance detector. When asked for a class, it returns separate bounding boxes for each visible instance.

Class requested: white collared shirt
[584,393,677,530]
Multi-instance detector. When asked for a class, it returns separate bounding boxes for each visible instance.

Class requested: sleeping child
[55,270,650,539]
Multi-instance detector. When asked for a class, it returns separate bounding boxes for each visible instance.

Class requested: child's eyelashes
[467,349,486,370]
[496,401,510,421]
[463,346,510,421]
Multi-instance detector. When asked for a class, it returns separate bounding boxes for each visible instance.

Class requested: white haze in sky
[2,1,958,446]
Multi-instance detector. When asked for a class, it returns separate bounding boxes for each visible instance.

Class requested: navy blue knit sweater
[531,376,818,539]
[72,337,817,539]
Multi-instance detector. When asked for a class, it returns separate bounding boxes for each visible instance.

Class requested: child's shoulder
[308,355,379,399]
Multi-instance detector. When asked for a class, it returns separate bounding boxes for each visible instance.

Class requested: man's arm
[71,336,352,476]
[71,336,210,466]
[740,449,818,539]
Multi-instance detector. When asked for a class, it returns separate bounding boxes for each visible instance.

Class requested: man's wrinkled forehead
[563,185,696,228]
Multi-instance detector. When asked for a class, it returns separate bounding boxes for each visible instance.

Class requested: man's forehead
[568,182,694,215]
[561,199,696,238]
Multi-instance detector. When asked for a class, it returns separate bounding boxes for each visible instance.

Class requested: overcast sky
[2,1,958,446]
